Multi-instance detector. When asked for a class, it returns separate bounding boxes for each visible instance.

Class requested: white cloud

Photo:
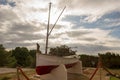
[104,18,120,27]
[57,0,120,22]
[83,15,101,23]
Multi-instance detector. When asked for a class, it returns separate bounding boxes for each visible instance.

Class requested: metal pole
[45,2,51,54]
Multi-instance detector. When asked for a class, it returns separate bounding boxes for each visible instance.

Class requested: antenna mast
[45,3,66,54]
[48,6,66,36]
[45,2,51,54]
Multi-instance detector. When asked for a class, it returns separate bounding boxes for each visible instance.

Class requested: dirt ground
[83,68,110,80]
[0,68,120,80]
[0,68,35,80]
[0,68,32,74]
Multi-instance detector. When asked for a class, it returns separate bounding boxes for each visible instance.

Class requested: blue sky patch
[0,0,16,7]
[109,26,120,39]
[63,11,120,30]
[62,11,120,39]
[103,11,120,19]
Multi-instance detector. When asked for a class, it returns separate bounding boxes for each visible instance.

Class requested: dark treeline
[0,44,120,69]
[99,52,120,69]
[80,54,98,67]
[80,52,120,69]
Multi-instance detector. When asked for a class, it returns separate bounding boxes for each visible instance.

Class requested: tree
[49,45,76,57]
[12,47,31,67]
[6,50,17,68]
[99,52,120,69]
[0,44,7,66]
[29,50,36,68]
[80,54,98,67]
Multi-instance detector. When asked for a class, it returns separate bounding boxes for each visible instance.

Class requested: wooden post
[89,57,102,80]
[17,67,20,80]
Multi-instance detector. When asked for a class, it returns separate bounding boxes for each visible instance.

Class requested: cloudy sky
[0,0,120,55]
